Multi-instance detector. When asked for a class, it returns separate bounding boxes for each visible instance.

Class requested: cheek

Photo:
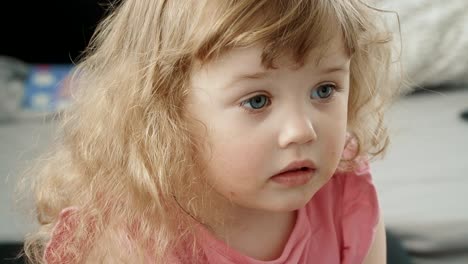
[211,138,265,176]
[318,102,349,164]
[202,128,271,195]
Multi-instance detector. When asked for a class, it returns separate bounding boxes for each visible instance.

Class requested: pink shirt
[45,163,379,264]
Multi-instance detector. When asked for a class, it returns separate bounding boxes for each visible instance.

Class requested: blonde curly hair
[21,0,400,263]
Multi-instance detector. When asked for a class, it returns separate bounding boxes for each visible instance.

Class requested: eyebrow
[225,64,349,89]
[225,71,269,89]
[321,65,350,74]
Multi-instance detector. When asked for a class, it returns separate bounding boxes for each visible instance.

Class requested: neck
[209,204,297,261]
[177,188,298,260]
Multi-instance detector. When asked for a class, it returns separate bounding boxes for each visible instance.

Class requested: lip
[271,160,316,187]
[275,160,317,175]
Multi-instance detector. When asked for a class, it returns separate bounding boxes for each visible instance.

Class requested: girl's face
[187,35,350,213]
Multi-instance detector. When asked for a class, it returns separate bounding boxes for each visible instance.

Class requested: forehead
[193,33,349,78]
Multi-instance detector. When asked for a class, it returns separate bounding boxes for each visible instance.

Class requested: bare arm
[362,215,387,264]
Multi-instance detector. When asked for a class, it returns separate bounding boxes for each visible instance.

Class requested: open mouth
[277,166,314,175]
[271,168,315,186]
[276,161,316,175]
[293,167,310,172]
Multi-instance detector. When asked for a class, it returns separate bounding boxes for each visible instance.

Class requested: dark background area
[0,1,108,263]
[0,0,109,64]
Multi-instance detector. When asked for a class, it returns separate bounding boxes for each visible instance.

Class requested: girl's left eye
[311,84,337,100]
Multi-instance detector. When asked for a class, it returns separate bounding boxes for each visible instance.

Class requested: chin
[266,191,316,212]
[267,202,308,213]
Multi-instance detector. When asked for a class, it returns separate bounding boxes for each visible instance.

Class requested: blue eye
[242,95,270,110]
[311,84,336,99]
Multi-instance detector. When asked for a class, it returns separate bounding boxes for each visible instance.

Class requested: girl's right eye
[240,95,271,111]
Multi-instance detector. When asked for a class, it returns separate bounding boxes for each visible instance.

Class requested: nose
[278,111,317,148]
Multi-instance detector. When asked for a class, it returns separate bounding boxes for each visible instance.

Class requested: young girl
[22,0,400,263]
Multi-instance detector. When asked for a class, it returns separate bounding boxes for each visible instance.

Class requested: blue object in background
[22,64,74,113]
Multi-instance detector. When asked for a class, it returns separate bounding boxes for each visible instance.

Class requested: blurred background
[0,1,108,263]
[0,1,467,264]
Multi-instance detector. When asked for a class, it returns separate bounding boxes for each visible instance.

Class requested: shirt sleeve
[339,161,380,264]
[43,207,84,264]
[44,207,191,263]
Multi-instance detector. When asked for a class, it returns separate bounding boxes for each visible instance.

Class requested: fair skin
[187,34,386,262]
[363,216,387,264]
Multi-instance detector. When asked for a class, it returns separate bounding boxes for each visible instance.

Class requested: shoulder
[334,159,376,204]
[44,207,192,264]
[302,159,381,263]
[43,207,82,264]
[43,207,139,263]
[335,161,381,264]
[309,158,376,212]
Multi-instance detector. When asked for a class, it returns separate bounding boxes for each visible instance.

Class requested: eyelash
[240,83,342,114]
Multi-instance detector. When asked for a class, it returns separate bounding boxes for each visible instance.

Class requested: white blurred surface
[373,87,468,264]
[0,119,55,242]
